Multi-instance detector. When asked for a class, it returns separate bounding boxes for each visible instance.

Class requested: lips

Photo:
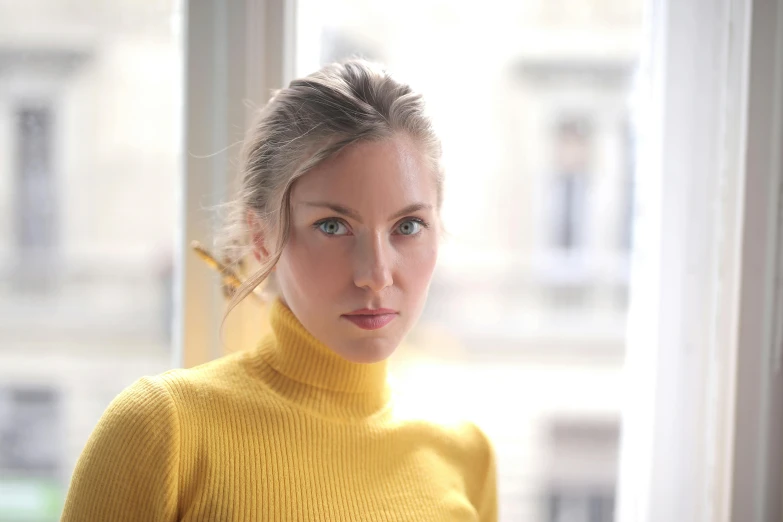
[342,309,398,330]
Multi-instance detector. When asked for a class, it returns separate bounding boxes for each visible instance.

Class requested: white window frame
[616,0,783,520]
[179,0,783,519]
[175,0,295,368]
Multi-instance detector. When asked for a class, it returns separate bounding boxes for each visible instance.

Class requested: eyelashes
[394,217,429,236]
[312,217,431,237]
[314,218,350,236]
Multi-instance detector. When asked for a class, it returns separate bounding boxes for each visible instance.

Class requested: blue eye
[395,219,423,236]
[317,219,350,236]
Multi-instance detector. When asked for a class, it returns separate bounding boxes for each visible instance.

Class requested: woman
[62,59,497,521]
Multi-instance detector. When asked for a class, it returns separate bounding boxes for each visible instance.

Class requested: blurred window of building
[549,116,592,253]
[548,492,615,522]
[544,419,619,522]
[0,386,60,475]
[0,386,62,521]
[15,106,57,289]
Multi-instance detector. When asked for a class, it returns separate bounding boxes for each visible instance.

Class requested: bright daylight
[1,1,781,521]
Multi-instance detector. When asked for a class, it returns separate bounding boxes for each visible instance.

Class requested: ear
[246,210,270,263]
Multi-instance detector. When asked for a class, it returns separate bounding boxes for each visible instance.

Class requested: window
[3,1,779,521]
[0,387,60,475]
[509,58,635,317]
[549,117,593,253]
[548,492,615,522]
[618,117,635,252]
[14,106,57,289]
[0,387,62,521]
[544,420,619,522]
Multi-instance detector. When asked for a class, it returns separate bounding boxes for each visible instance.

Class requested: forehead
[291,136,437,208]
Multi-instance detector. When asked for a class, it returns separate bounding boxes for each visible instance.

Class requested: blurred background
[0,0,642,520]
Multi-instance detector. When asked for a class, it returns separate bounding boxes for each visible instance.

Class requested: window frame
[180,1,783,520]
[615,0,783,520]
[176,0,295,368]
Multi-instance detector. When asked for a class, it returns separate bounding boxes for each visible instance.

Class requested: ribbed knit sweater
[62,301,497,522]
[61,299,497,521]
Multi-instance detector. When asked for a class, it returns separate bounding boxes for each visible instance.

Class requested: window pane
[0,1,183,518]
[296,1,642,519]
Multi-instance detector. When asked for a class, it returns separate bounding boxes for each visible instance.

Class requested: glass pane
[296,1,642,520]
[0,1,183,518]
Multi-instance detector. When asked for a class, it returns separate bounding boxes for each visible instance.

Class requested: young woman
[62,59,497,521]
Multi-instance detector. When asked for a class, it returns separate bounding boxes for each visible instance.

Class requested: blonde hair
[217,59,444,321]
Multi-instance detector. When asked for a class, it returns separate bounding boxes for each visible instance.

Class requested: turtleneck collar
[253,299,391,420]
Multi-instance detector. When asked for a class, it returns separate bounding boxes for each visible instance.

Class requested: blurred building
[0,1,180,519]
[0,0,641,520]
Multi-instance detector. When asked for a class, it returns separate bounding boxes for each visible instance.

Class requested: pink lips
[342,308,398,330]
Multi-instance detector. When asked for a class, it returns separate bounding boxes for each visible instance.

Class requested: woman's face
[271,135,440,363]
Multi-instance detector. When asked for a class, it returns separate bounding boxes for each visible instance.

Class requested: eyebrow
[301,201,433,222]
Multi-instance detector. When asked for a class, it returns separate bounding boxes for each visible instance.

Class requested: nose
[353,232,393,293]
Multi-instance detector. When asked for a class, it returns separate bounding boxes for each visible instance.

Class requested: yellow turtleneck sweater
[61,300,497,521]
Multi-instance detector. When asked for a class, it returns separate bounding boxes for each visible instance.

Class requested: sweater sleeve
[61,376,180,522]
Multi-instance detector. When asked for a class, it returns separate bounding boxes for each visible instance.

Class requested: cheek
[396,238,439,290]
[278,231,351,291]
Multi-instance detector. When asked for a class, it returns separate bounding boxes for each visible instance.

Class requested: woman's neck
[253,299,391,419]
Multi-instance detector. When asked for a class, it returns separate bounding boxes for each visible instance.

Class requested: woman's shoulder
[143,349,266,410]
[94,374,179,437]
[426,417,494,459]
[101,350,261,424]
[156,349,251,389]
[388,408,497,514]
[80,350,267,455]
[418,418,497,519]
[390,397,493,458]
